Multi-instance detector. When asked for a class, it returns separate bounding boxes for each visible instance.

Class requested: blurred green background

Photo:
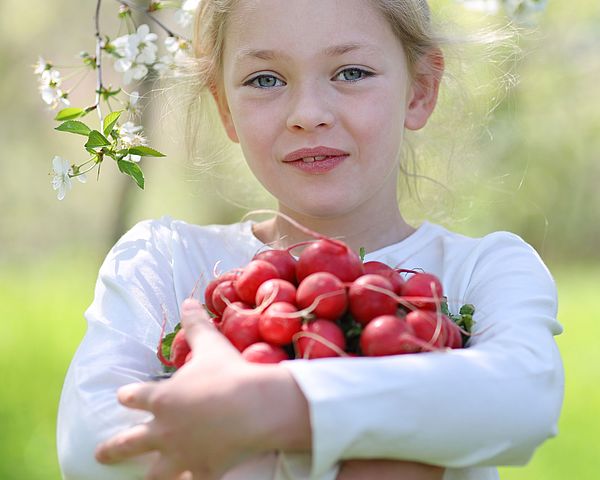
[1,0,599,478]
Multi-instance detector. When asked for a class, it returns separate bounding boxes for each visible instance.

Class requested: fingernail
[182,297,202,313]
[117,384,136,403]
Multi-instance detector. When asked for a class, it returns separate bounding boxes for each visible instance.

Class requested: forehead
[224,0,400,62]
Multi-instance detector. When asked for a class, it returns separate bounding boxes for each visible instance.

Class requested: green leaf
[54,107,86,121]
[359,247,366,262]
[55,120,91,136]
[118,159,145,189]
[103,110,123,137]
[85,130,111,149]
[160,331,177,361]
[127,146,166,157]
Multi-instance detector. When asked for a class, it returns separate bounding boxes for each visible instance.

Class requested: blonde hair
[175,0,517,221]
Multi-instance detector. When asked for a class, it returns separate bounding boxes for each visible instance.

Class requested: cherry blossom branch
[94,0,104,122]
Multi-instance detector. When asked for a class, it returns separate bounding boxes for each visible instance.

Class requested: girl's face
[215,0,435,219]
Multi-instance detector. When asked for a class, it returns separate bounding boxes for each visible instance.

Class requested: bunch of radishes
[158,233,474,372]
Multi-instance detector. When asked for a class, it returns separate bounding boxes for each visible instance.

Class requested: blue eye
[335,68,373,82]
[246,74,285,89]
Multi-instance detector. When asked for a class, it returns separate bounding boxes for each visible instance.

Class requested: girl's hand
[338,459,444,480]
[94,298,312,479]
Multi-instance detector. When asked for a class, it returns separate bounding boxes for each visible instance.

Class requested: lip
[283,146,349,163]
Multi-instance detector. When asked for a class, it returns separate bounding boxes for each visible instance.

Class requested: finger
[145,456,186,480]
[117,382,158,411]
[177,472,193,480]
[95,422,158,464]
[180,298,239,356]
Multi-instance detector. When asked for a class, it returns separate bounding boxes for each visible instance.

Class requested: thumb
[180,298,239,356]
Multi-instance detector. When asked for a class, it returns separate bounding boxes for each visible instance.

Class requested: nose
[286,82,335,132]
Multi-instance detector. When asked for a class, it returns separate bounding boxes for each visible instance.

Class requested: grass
[1,255,598,479]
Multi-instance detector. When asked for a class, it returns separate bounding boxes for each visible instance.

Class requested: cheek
[352,98,406,156]
[231,105,275,156]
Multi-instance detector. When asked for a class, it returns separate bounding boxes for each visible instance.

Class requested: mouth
[283,146,350,163]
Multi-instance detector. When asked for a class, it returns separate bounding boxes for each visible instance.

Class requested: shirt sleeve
[281,232,564,479]
[57,219,180,480]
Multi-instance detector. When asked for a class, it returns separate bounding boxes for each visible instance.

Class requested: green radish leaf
[160,331,177,361]
[55,120,92,136]
[117,159,145,189]
[440,298,450,316]
[85,130,111,148]
[359,247,366,262]
[127,146,166,157]
[103,110,123,137]
[459,313,474,332]
[459,303,475,316]
[55,107,86,121]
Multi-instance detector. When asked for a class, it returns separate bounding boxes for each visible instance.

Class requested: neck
[252,200,415,255]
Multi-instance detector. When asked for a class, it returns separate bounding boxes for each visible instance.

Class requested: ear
[404,49,444,131]
[210,82,239,143]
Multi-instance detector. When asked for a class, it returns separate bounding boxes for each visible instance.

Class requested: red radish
[363,261,405,295]
[295,239,364,283]
[296,319,346,359]
[221,302,262,352]
[234,260,280,305]
[402,273,444,311]
[242,342,290,363]
[348,274,398,326]
[212,280,241,316]
[296,272,348,320]
[360,315,420,356]
[446,319,463,349]
[210,316,224,331]
[405,310,449,349]
[255,279,297,308]
[185,351,193,364]
[169,329,192,369]
[204,270,240,315]
[259,301,302,345]
[254,250,297,285]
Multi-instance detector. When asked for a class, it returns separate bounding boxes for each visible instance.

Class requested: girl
[57,0,564,479]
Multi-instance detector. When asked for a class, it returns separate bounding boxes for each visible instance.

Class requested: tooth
[302,157,315,163]
[314,156,327,161]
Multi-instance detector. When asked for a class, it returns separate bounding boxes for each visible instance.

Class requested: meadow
[1,255,598,479]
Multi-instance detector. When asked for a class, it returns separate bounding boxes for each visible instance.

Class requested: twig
[94,0,104,122]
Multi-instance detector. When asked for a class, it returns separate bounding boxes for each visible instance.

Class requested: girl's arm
[279,232,563,477]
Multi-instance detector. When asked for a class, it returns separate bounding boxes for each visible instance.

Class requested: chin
[279,193,360,220]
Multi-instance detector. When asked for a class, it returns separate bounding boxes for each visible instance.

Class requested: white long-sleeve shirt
[57,217,564,480]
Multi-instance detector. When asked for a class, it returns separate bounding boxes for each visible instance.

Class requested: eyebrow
[235,43,380,62]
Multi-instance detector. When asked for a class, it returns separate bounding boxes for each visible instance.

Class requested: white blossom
[125,90,142,116]
[175,0,201,28]
[118,121,147,162]
[38,69,70,109]
[456,0,548,21]
[34,56,51,75]
[154,36,190,73]
[456,0,501,14]
[50,156,87,200]
[51,156,72,200]
[111,24,158,84]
